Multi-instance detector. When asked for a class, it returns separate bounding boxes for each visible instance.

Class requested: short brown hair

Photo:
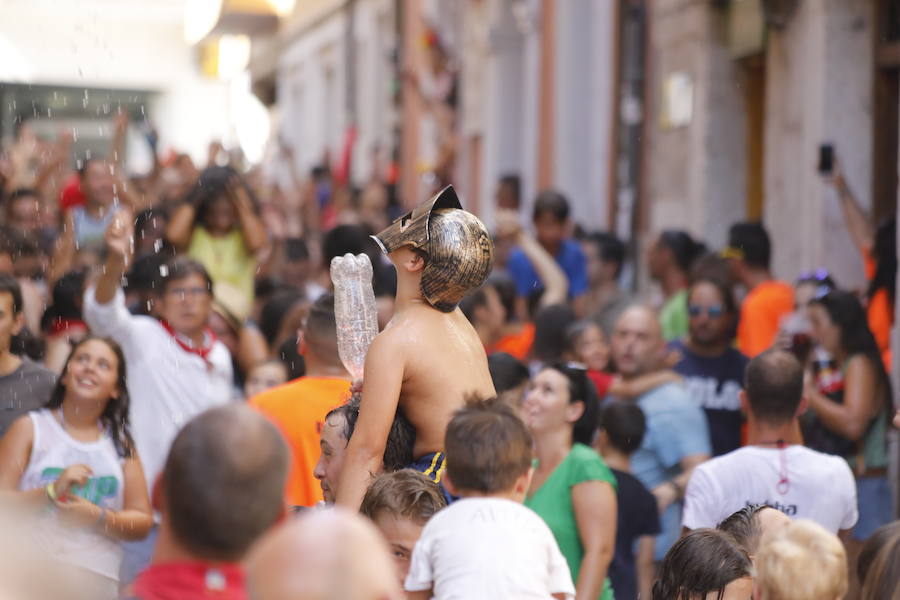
[360,470,446,525]
[444,398,532,494]
[164,405,289,562]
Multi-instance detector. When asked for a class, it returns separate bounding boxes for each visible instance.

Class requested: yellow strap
[434,459,446,483]
[423,452,442,478]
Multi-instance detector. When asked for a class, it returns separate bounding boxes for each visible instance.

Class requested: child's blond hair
[755,520,847,600]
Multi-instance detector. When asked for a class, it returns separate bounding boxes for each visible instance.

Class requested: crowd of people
[0,114,898,600]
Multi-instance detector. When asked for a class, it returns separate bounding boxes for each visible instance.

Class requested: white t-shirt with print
[19,410,125,580]
[682,445,858,534]
[405,497,575,600]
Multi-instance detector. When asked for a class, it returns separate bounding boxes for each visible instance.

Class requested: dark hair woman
[0,337,152,598]
[523,362,617,600]
[806,290,893,544]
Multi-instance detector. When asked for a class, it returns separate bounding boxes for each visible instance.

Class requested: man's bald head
[744,350,804,425]
[162,404,289,562]
[247,509,403,600]
[610,305,666,378]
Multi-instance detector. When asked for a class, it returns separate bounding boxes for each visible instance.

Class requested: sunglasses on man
[688,304,724,318]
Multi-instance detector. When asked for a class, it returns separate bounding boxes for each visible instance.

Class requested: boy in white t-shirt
[405,399,575,600]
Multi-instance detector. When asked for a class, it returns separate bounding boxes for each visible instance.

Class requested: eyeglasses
[166,286,209,299]
[688,304,724,318]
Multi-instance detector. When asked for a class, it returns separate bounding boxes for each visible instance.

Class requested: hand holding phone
[818,144,834,175]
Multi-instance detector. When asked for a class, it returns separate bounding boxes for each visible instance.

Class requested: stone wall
[763,0,873,287]
[644,0,746,250]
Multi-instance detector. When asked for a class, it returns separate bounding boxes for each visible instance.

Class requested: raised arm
[334,334,404,510]
[165,201,197,251]
[94,208,134,305]
[826,160,874,252]
[496,209,568,307]
[48,209,77,287]
[109,113,128,173]
[228,178,268,254]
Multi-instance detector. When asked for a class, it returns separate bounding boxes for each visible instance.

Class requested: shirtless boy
[335,186,496,509]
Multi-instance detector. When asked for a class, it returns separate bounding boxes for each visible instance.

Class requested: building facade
[255,0,897,290]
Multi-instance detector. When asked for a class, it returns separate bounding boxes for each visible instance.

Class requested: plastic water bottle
[330,253,378,381]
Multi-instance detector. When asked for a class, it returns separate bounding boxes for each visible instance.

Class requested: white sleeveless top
[18,409,125,581]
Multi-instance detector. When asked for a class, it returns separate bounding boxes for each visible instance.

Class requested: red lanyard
[759,439,791,495]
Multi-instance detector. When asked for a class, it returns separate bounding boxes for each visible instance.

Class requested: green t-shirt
[525,443,618,600]
[660,289,689,341]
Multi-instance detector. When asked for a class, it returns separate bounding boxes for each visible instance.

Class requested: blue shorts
[409,451,456,503]
[853,475,893,540]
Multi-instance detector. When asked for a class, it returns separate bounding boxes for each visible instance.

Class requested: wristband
[46,482,58,503]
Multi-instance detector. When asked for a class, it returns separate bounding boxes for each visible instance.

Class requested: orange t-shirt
[863,249,893,371]
[737,280,795,358]
[488,323,536,361]
[249,376,352,507]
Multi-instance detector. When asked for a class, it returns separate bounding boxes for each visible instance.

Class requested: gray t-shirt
[0,358,57,437]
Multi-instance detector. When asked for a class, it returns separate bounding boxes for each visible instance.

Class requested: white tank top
[18,409,125,581]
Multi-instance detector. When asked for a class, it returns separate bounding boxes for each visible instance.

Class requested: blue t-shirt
[507,238,588,299]
[671,340,749,457]
[629,383,711,560]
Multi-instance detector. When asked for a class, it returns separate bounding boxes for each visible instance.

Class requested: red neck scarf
[159,320,217,365]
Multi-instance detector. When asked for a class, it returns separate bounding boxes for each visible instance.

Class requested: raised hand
[227,175,253,212]
[53,464,93,499]
[495,208,523,240]
[105,206,134,265]
[821,157,846,192]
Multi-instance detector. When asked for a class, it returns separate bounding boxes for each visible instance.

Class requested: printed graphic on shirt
[41,467,119,506]
[749,499,798,517]
[683,377,742,411]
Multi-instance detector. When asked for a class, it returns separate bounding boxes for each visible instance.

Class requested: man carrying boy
[405,399,575,599]
[336,187,496,509]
